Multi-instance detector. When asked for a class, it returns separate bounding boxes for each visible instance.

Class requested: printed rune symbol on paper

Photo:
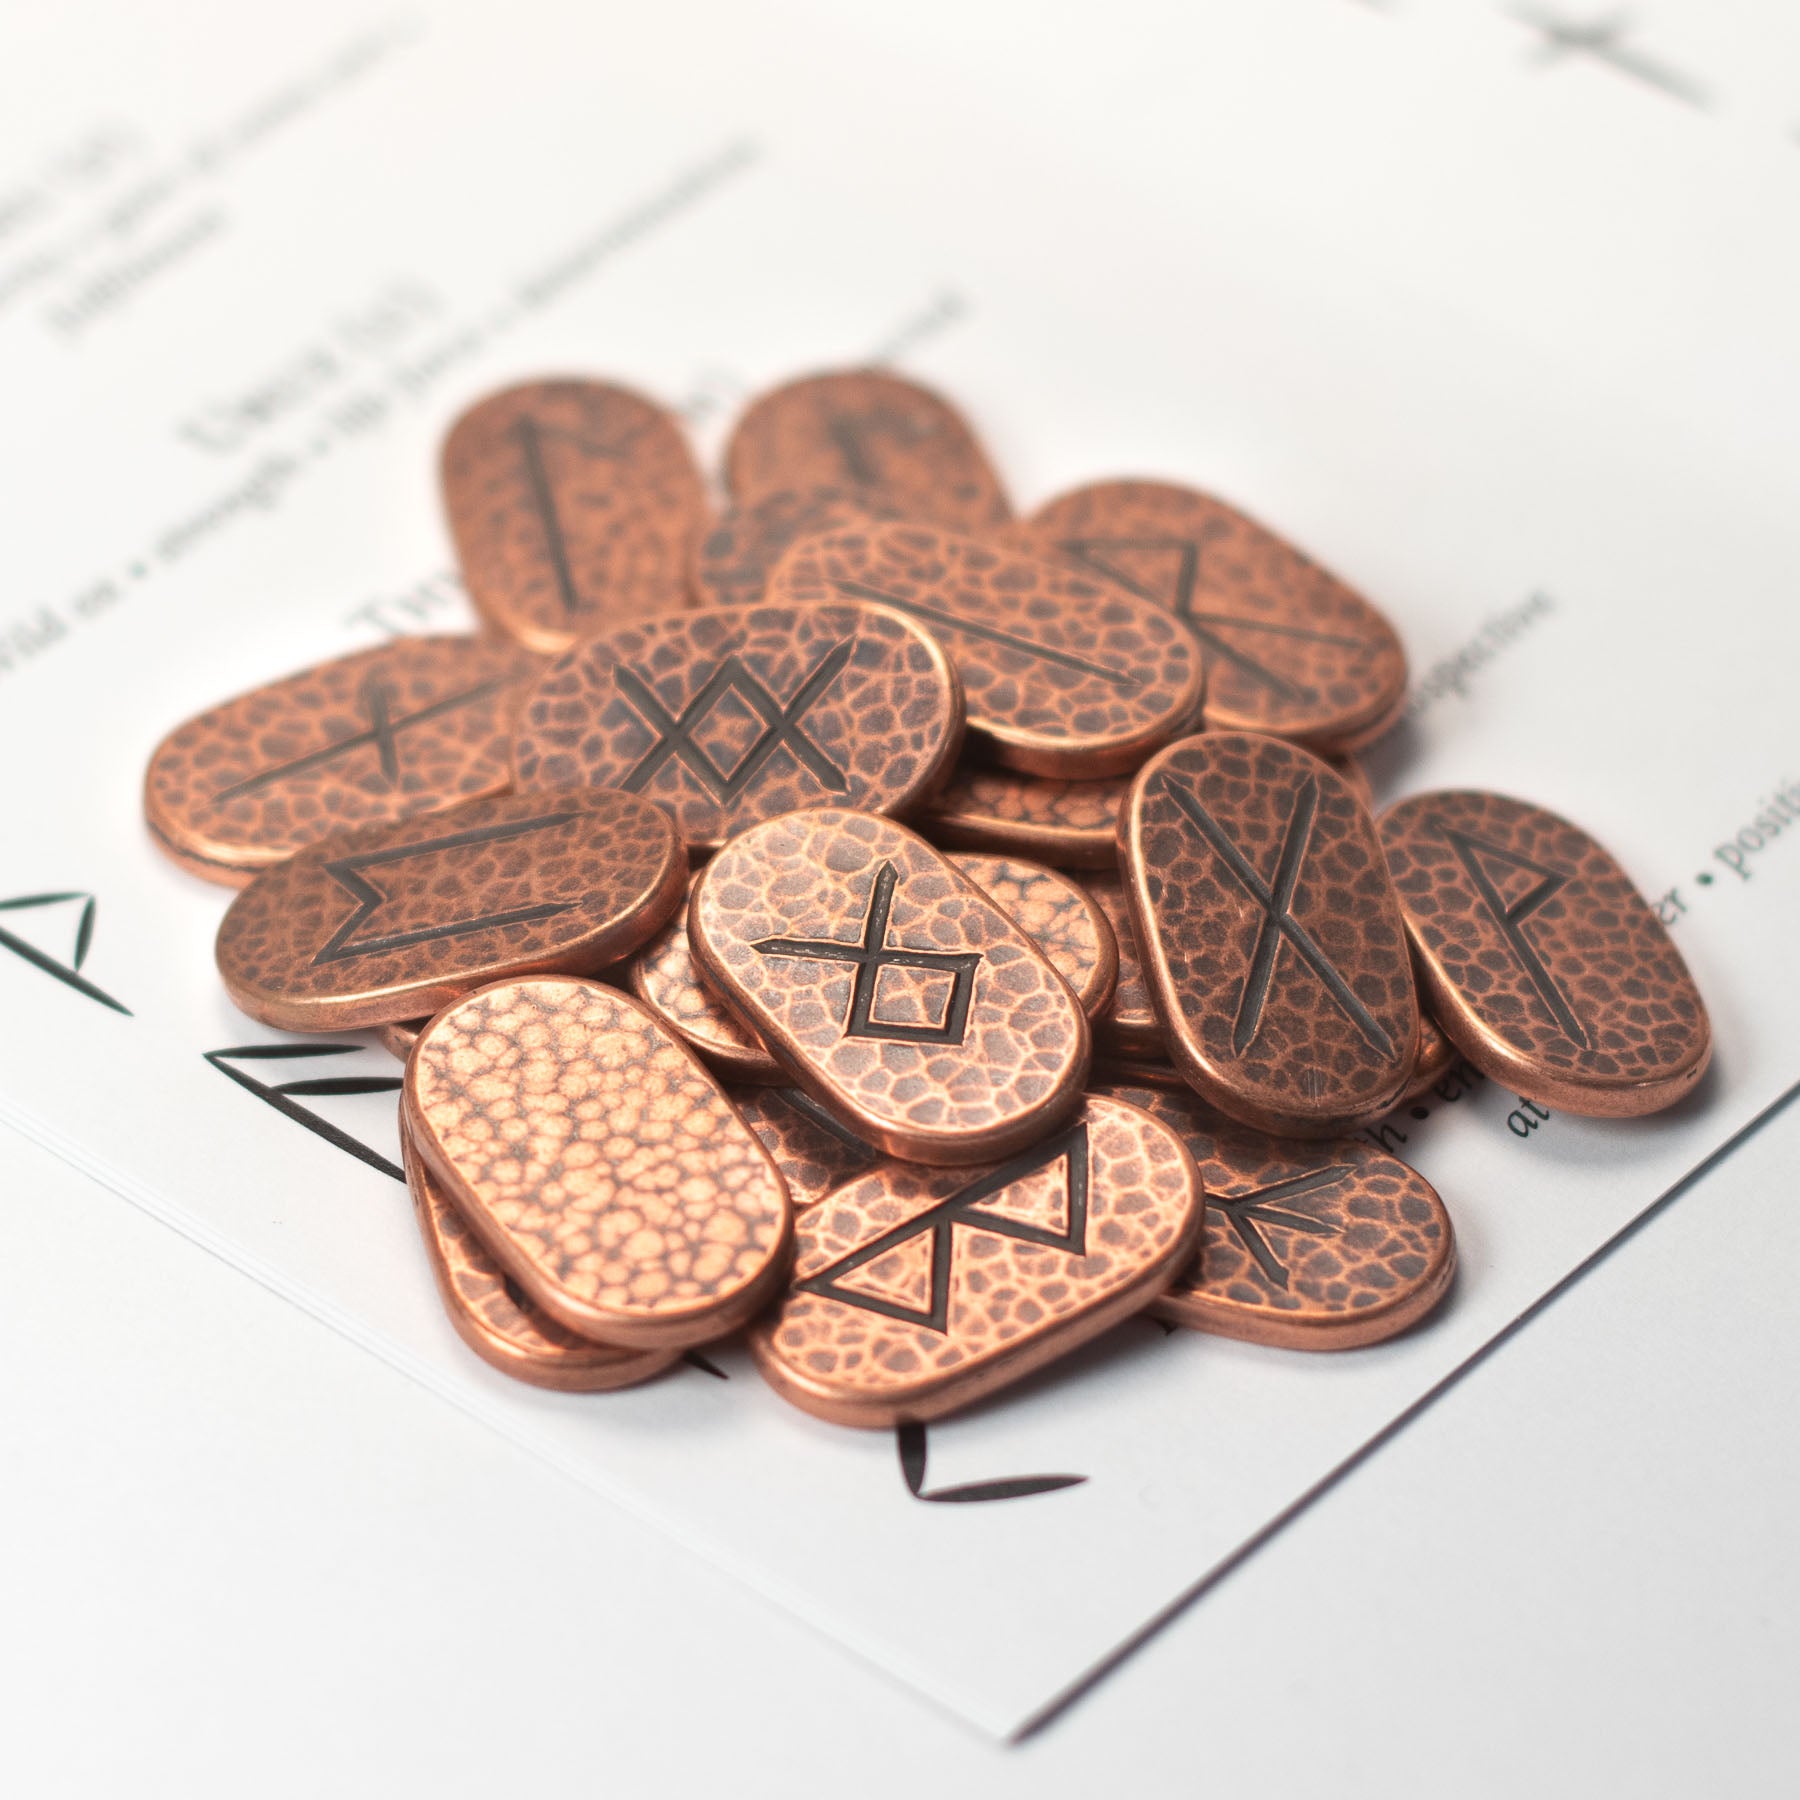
[213,671,511,802]
[311,810,582,966]
[1210,1166,1349,1291]
[800,1122,1090,1332]
[512,413,652,619]
[614,642,854,800]
[1057,534,1367,700]
[753,860,982,1046]
[1161,773,1395,1058]
[894,1422,1086,1504]
[0,890,130,1016]
[204,1042,404,1182]
[1437,823,1590,1049]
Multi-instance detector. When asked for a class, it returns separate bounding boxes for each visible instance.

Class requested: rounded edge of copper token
[1080,871,1167,1058]
[948,851,1117,1023]
[923,762,1129,869]
[1393,1008,1459,1108]
[731,1085,886,1213]
[380,1017,427,1060]
[688,483,905,610]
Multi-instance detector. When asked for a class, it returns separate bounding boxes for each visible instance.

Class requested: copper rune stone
[1396,1009,1460,1108]
[1081,871,1166,1058]
[691,484,903,611]
[770,521,1205,778]
[1122,733,1420,1135]
[1021,479,1407,753]
[1379,790,1711,1116]
[512,599,962,853]
[403,1124,680,1391]
[723,369,1010,531]
[689,809,1091,1164]
[732,1086,885,1213]
[441,378,707,656]
[750,1092,1203,1426]
[216,788,685,1032]
[404,977,792,1350]
[923,761,1130,869]
[1097,1081,1455,1350]
[144,634,539,887]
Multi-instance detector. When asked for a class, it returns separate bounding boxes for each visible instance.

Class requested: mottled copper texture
[923,761,1129,869]
[771,522,1205,778]
[145,635,540,887]
[1097,1081,1455,1349]
[691,485,902,610]
[1122,734,1419,1135]
[403,1124,679,1390]
[723,369,1010,532]
[512,600,961,853]
[733,1086,885,1213]
[690,810,1091,1164]
[1379,790,1711,1115]
[441,379,707,656]
[404,977,792,1349]
[216,790,685,1032]
[1396,1010,1459,1108]
[1023,480,1406,753]
[1324,752,1374,809]
[749,1093,1203,1426]
[1081,872,1165,1057]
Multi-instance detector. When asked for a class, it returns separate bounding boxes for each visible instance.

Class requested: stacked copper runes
[146,370,1713,1423]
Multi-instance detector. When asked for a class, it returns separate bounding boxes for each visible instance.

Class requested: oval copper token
[1081,872,1165,1057]
[733,1086,885,1213]
[1096,1081,1454,1350]
[749,1092,1202,1426]
[442,378,707,656]
[216,788,685,1031]
[1122,733,1420,1135]
[512,599,962,853]
[924,761,1129,869]
[404,977,792,1349]
[1396,1009,1459,1108]
[1023,480,1406,753]
[723,369,1010,531]
[403,1124,679,1391]
[380,1017,427,1059]
[691,484,903,611]
[690,810,1091,1164]
[1379,790,1711,1115]
[771,522,1205,777]
[145,634,540,887]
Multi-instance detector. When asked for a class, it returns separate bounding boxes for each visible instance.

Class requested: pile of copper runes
[146,367,1712,1424]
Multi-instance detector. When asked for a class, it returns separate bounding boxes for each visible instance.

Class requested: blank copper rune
[144,634,540,886]
[1379,790,1711,1115]
[749,1092,1203,1426]
[512,599,962,853]
[1023,480,1406,753]
[216,789,685,1031]
[924,761,1130,869]
[1096,1081,1455,1350]
[723,369,1010,532]
[733,1086,885,1213]
[770,522,1205,777]
[404,977,792,1350]
[1081,872,1165,1057]
[1122,733,1420,1135]
[689,810,1091,1164]
[403,1123,680,1391]
[691,484,902,611]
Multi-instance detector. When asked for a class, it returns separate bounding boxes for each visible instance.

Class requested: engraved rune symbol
[1438,824,1589,1049]
[823,404,934,488]
[312,810,581,965]
[614,642,854,800]
[213,671,510,802]
[1210,1166,1349,1291]
[753,861,983,1045]
[800,1123,1090,1331]
[1161,773,1395,1058]
[512,413,651,619]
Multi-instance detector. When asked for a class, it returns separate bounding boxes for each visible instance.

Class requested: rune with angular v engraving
[1210,1167,1349,1291]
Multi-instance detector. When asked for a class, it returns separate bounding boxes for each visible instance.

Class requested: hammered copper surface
[749,1093,1203,1426]
[1379,790,1711,1115]
[952,853,1116,1023]
[691,484,902,610]
[441,379,707,656]
[770,523,1205,778]
[512,600,962,853]
[1396,1009,1459,1108]
[1123,734,1419,1135]
[1325,752,1374,809]
[923,762,1129,869]
[217,789,685,1032]
[1023,480,1406,752]
[403,1123,680,1390]
[689,810,1091,1164]
[404,977,792,1349]
[145,635,540,886]
[733,1085,885,1213]
[1081,872,1166,1057]
[1097,1081,1455,1349]
[723,369,1010,532]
